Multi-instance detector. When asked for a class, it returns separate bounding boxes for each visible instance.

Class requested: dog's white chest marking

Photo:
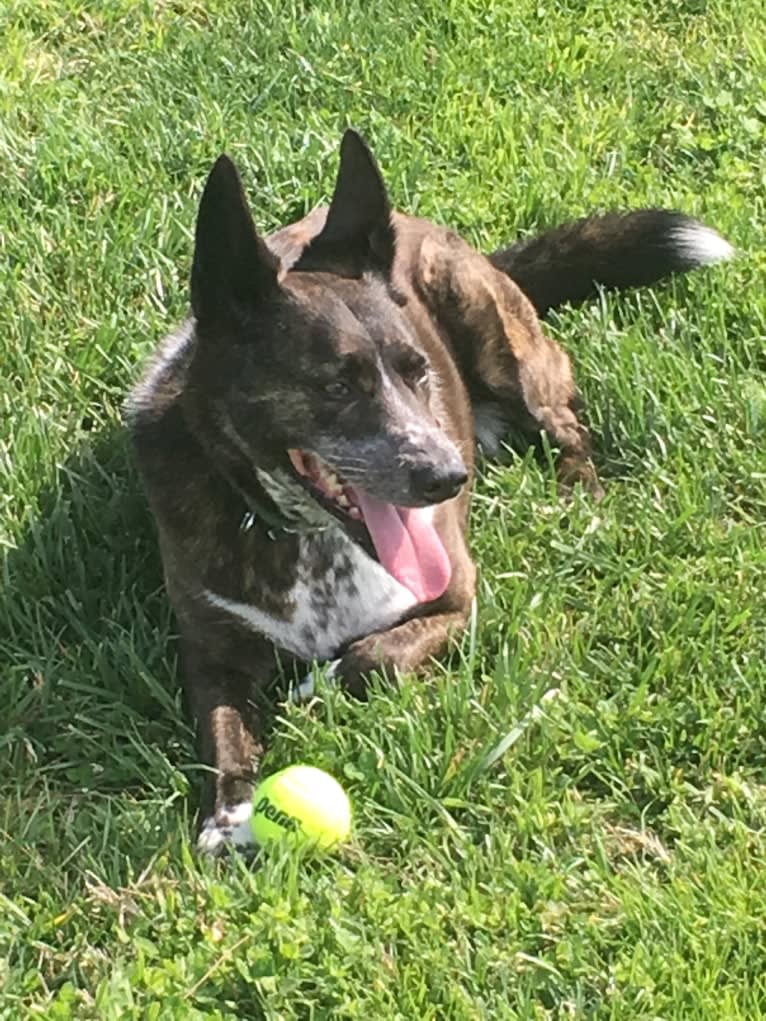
[203,529,418,661]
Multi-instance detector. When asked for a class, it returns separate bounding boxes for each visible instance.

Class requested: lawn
[2,0,766,1017]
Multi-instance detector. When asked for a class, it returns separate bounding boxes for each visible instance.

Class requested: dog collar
[239,492,335,540]
[233,467,333,540]
[218,459,303,539]
[240,498,300,539]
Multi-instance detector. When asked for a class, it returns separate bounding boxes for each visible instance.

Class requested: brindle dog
[126,130,731,852]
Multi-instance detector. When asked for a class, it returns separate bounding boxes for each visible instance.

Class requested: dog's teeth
[325,472,339,490]
[337,493,350,508]
[349,507,362,520]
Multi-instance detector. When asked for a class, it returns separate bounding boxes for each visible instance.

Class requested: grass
[1,0,766,1016]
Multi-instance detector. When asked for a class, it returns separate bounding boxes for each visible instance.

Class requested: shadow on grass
[0,424,202,875]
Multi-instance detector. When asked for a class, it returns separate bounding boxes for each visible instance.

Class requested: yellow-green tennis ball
[251,765,352,853]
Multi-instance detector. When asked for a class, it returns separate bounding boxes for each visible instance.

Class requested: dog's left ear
[293,129,396,279]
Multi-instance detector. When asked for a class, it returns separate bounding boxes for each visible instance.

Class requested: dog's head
[186,130,468,601]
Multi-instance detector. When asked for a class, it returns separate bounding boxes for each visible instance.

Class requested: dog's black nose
[410,464,468,503]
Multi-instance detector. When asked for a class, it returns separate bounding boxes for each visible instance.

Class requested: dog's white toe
[289,659,341,704]
[197,800,255,855]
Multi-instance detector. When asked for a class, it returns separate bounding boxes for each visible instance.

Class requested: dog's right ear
[191,155,280,322]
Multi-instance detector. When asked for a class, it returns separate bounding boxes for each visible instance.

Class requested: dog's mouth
[287,449,364,522]
[287,448,452,604]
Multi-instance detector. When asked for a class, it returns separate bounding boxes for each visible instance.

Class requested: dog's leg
[181,643,264,855]
[471,288,602,497]
[331,610,470,697]
[514,346,603,499]
[195,700,262,856]
[421,235,603,496]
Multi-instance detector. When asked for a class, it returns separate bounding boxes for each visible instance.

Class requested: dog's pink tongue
[353,491,452,603]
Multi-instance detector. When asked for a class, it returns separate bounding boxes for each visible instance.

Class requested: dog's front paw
[197,800,255,856]
[556,454,605,502]
[289,659,341,704]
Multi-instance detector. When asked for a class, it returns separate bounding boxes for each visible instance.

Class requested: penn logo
[254,796,302,833]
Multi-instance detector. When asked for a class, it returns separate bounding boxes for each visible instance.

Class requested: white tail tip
[671,223,735,265]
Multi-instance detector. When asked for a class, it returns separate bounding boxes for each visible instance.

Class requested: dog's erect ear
[293,129,396,278]
[191,155,281,321]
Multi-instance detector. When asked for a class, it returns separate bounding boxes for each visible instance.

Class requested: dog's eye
[325,380,350,399]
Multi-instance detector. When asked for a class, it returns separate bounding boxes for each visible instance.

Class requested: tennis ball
[251,765,352,853]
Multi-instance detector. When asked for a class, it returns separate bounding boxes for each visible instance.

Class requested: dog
[126,129,732,853]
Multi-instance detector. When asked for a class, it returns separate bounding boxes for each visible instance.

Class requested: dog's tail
[489,210,733,316]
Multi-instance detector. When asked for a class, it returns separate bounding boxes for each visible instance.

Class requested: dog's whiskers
[331,469,368,484]
[317,453,369,469]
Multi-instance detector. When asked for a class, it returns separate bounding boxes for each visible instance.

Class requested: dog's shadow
[0,425,203,869]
